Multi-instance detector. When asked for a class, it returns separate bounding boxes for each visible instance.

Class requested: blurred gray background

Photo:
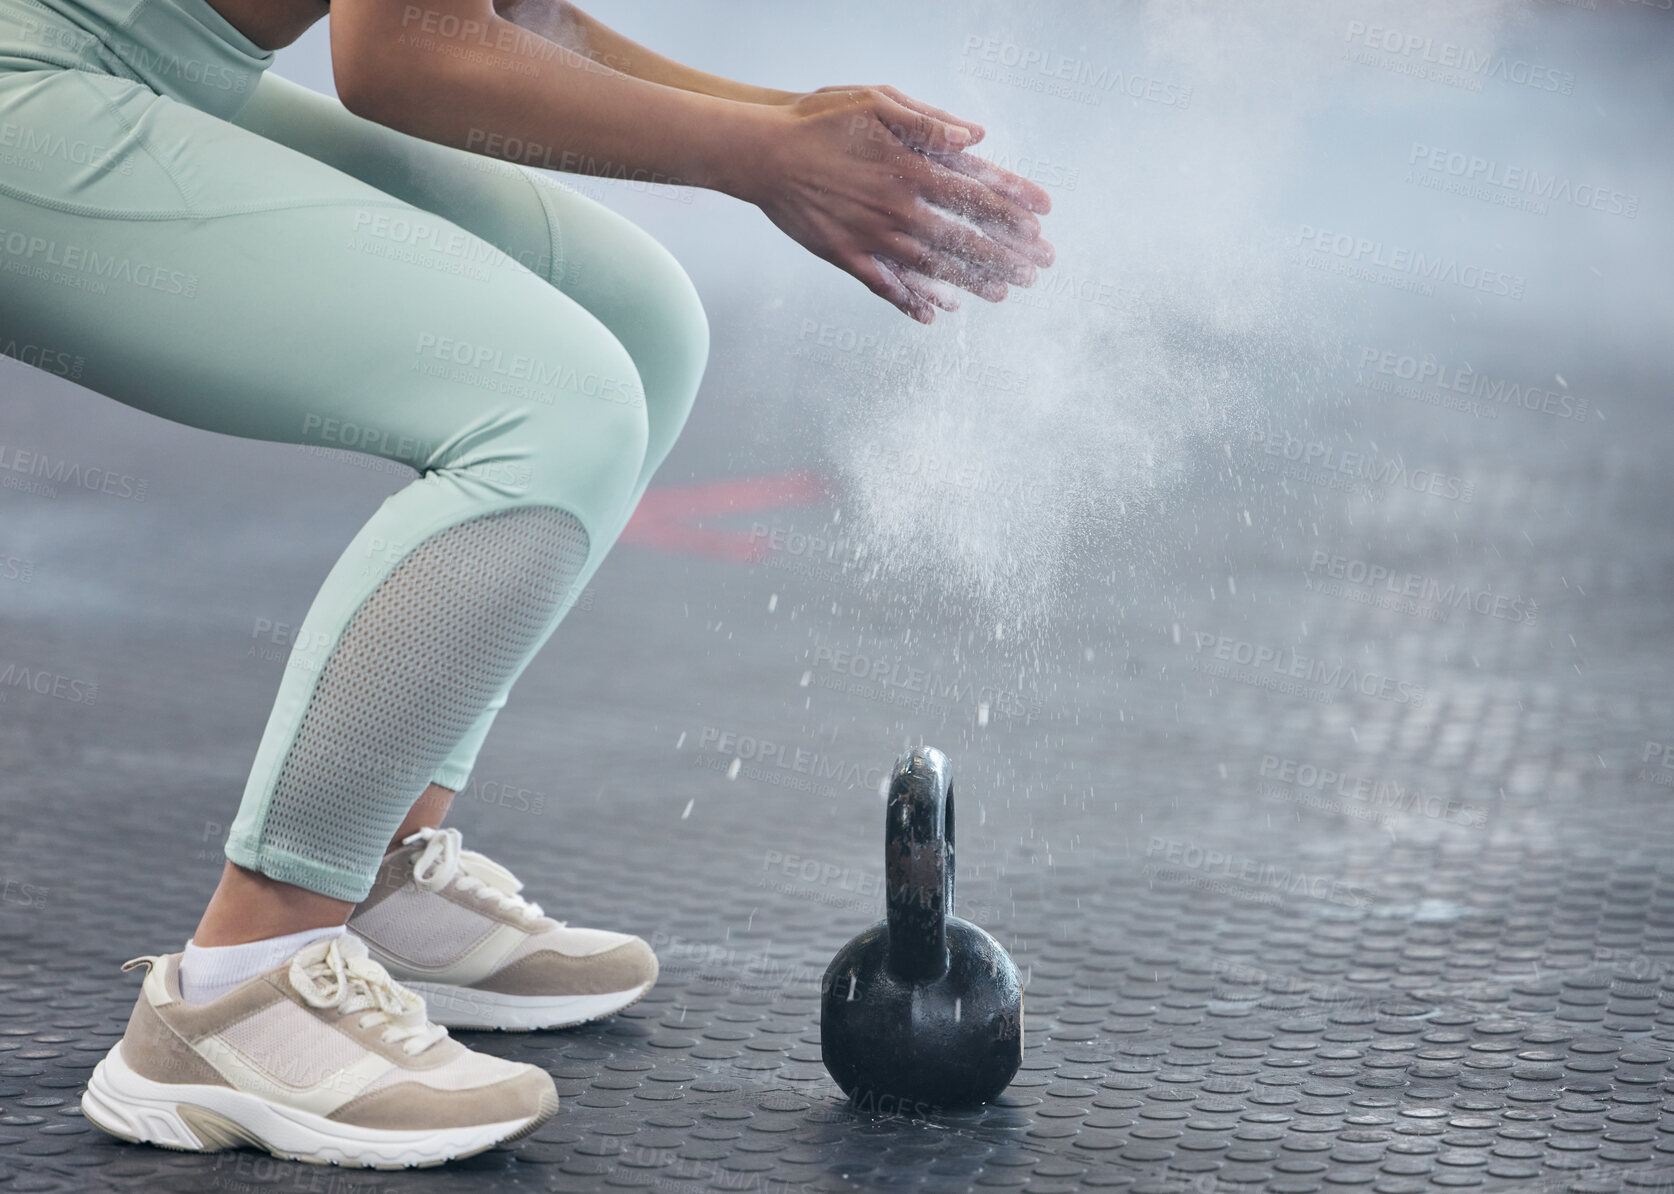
[3,0,1672,942]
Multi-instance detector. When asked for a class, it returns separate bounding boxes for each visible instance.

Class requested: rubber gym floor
[6,328,1674,1194]
[5,8,1674,1194]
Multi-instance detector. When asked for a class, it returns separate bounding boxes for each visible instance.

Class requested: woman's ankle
[193,861,354,947]
[385,782,457,853]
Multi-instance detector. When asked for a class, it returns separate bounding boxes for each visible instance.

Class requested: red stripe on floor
[621,473,832,561]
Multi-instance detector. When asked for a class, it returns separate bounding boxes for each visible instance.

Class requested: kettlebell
[820,745,1024,1109]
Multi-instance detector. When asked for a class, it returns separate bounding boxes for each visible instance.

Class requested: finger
[875,85,985,145]
[919,184,1055,271]
[874,257,946,322]
[895,210,1039,287]
[902,155,1048,249]
[925,148,1052,216]
[881,258,964,312]
[872,94,972,155]
[909,241,1012,300]
[970,213,1057,271]
[879,230,1014,300]
[922,179,1055,268]
[853,251,935,323]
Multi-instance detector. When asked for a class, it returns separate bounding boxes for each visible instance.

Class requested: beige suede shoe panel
[117,996,233,1088]
[327,1069,557,1130]
[153,972,291,1045]
[472,939,658,996]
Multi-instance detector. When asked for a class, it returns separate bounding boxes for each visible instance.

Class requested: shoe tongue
[290,931,364,974]
[458,850,523,896]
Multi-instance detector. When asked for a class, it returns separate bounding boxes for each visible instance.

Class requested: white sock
[179,924,347,1004]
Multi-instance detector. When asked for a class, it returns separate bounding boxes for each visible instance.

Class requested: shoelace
[407,826,557,927]
[289,935,448,1056]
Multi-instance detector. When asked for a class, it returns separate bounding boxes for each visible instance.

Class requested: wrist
[704,100,788,205]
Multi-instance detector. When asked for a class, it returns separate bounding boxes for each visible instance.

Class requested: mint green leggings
[0,0,708,900]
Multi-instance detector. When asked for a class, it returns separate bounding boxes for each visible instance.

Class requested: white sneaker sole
[403,979,655,1030]
[80,1046,555,1169]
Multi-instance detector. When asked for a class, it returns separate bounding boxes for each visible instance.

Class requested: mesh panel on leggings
[259,506,589,888]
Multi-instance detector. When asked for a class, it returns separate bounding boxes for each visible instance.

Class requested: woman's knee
[526,176,710,447]
[424,322,648,541]
[521,341,650,526]
[643,245,710,447]
[639,238,710,385]
[602,236,708,474]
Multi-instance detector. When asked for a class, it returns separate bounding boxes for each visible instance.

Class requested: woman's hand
[743,86,1055,323]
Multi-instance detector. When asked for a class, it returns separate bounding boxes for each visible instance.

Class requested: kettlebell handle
[885,745,956,982]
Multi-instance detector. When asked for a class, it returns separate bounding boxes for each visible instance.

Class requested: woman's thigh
[230,71,709,477]
[0,64,648,543]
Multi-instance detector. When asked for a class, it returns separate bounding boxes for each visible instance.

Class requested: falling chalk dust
[832,0,1521,630]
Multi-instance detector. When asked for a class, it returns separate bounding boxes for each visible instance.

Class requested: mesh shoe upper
[349,827,656,995]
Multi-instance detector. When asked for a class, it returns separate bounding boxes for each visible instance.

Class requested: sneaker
[347,826,657,1031]
[80,935,557,1168]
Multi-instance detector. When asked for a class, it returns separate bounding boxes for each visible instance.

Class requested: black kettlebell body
[820,746,1024,1109]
